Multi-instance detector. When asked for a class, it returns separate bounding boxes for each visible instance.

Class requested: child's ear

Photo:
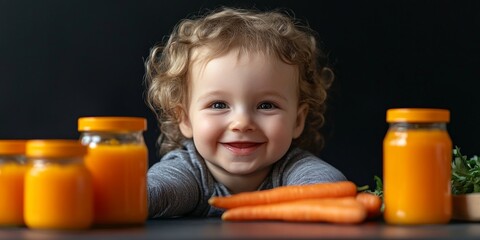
[293,103,309,139]
[178,108,193,138]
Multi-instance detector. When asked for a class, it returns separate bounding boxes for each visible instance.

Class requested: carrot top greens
[452,146,480,195]
[357,176,384,213]
[357,176,383,199]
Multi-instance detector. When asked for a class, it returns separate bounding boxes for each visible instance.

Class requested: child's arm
[147,155,201,218]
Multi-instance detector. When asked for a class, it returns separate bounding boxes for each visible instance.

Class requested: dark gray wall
[1,0,479,187]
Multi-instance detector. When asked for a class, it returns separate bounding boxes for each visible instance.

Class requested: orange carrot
[355,192,383,219]
[209,181,357,209]
[221,197,367,224]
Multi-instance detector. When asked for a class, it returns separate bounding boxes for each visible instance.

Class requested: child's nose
[230,111,256,132]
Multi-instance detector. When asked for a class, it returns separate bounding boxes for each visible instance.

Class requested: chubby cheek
[191,115,224,156]
[262,120,294,156]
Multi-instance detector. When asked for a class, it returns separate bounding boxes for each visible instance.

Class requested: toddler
[145,7,346,218]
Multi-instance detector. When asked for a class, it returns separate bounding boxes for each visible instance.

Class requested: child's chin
[224,165,264,176]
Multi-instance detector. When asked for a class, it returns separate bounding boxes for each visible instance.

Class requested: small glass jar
[24,140,93,230]
[78,117,148,226]
[383,108,452,224]
[0,140,27,227]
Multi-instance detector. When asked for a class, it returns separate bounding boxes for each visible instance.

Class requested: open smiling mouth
[221,142,263,156]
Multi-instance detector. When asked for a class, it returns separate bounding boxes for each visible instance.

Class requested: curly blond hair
[145,7,333,156]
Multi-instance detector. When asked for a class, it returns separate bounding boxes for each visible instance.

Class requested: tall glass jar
[0,140,27,227]
[383,108,452,224]
[24,140,93,230]
[78,117,148,226]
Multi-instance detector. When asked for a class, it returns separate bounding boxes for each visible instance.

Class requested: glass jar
[24,140,93,230]
[0,140,27,227]
[383,108,452,224]
[78,117,148,226]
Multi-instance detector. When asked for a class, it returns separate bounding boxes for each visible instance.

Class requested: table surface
[2,218,480,240]
[0,218,480,240]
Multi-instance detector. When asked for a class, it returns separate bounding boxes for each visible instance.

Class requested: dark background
[1,0,479,187]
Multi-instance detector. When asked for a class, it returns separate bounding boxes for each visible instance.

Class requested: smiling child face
[179,48,308,183]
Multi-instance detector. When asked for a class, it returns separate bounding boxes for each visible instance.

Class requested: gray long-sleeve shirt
[147,140,346,218]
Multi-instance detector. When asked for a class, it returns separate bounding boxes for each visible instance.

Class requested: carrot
[209,181,357,209]
[221,197,367,224]
[355,192,383,219]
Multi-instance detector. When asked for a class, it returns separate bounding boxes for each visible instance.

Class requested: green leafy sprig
[451,146,480,195]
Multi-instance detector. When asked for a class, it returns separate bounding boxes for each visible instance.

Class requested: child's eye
[258,102,276,110]
[210,101,228,109]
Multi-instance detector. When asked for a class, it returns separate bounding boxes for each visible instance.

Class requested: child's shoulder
[272,147,346,185]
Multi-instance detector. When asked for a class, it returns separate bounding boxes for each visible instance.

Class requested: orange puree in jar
[79,117,148,226]
[0,140,27,226]
[383,108,452,225]
[85,144,147,224]
[24,140,93,230]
